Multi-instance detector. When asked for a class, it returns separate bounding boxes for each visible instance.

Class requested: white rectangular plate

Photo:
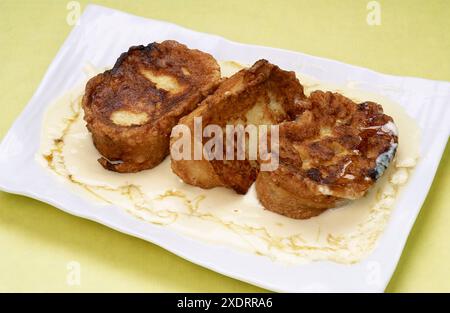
[1,5,449,292]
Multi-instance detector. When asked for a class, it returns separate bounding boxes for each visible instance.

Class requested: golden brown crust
[82,40,221,172]
[256,172,336,219]
[170,60,308,193]
[256,91,398,219]
[171,68,398,219]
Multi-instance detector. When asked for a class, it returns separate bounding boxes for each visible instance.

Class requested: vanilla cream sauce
[37,61,420,264]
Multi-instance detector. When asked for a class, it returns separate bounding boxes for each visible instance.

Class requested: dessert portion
[256,91,398,219]
[82,40,221,172]
[170,59,308,194]
[170,60,398,219]
[81,39,399,220]
[39,59,419,263]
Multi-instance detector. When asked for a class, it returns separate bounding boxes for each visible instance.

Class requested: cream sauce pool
[37,61,421,264]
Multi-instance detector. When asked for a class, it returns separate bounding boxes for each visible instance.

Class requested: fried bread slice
[170,59,308,193]
[256,91,398,219]
[82,40,221,172]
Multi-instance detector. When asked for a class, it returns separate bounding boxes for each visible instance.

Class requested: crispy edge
[82,41,221,172]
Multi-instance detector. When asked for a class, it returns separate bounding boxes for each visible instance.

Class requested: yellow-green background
[0,0,449,292]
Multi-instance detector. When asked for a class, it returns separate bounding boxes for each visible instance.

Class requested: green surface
[0,0,449,292]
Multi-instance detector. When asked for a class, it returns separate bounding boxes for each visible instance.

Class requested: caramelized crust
[256,91,398,218]
[82,40,221,172]
[170,60,308,193]
[171,58,398,219]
